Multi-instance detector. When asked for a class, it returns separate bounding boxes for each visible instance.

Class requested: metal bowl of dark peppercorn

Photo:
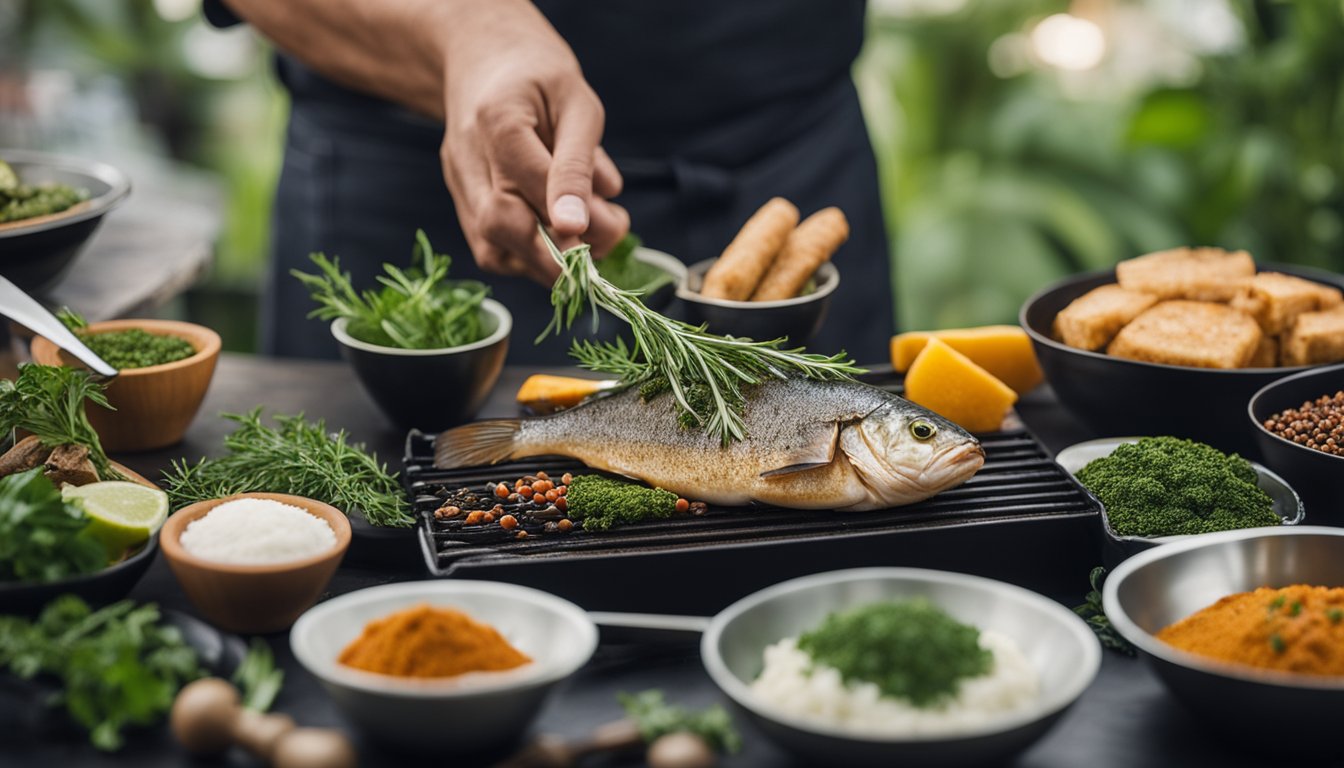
[1055,437,1304,569]
[1249,363,1344,524]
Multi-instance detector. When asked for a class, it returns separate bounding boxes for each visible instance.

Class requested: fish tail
[433,419,522,468]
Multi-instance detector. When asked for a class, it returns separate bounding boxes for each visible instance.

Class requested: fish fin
[433,419,521,468]
[759,422,839,479]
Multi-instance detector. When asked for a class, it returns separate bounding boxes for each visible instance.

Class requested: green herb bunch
[292,229,490,350]
[0,468,105,582]
[0,363,120,480]
[539,228,863,445]
[798,599,992,708]
[564,474,678,531]
[619,689,741,754]
[1076,437,1278,537]
[0,596,203,751]
[163,409,414,528]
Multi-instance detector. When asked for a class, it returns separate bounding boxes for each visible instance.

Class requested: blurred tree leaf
[1126,90,1212,150]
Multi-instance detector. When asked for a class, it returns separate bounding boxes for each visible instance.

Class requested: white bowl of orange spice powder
[290,580,598,754]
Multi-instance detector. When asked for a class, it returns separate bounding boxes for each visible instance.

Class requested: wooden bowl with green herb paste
[32,319,221,452]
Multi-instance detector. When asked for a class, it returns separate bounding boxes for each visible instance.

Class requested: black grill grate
[404,373,1100,605]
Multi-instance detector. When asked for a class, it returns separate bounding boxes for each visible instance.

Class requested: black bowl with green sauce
[0,151,130,294]
[1055,437,1304,569]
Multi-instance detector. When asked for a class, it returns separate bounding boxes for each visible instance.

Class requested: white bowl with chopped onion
[701,568,1100,767]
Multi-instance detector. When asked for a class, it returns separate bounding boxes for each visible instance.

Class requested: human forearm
[226,0,629,281]
[221,0,527,119]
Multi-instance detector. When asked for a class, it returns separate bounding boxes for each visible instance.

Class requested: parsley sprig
[0,468,105,582]
[539,228,862,445]
[0,596,203,751]
[619,689,741,754]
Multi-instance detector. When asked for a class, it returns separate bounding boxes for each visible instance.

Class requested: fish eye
[910,420,937,441]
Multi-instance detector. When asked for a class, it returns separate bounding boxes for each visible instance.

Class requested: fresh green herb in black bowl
[293,229,511,431]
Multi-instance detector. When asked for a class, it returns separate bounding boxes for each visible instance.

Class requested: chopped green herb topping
[798,598,993,708]
[1270,633,1286,654]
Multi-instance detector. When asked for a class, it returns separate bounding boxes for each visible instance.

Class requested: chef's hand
[441,0,629,282]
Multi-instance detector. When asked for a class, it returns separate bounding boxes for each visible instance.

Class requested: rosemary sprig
[537,227,863,444]
[162,410,414,528]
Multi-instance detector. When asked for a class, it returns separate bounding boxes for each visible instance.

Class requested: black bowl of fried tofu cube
[1020,247,1344,456]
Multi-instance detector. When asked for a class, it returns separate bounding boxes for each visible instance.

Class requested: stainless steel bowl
[1055,437,1304,568]
[676,259,838,344]
[701,568,1100,767]
[1103,527,1344,757]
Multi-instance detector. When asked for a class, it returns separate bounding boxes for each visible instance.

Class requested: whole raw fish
[434,378,984,510]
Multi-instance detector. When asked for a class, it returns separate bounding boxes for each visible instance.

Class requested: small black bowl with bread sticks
[1021,246,1344,456]
[677,197,847,344]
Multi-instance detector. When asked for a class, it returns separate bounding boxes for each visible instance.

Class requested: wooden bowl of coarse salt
[161,492,351,633]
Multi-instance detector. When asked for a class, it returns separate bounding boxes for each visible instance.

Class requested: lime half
[63,482,169,560]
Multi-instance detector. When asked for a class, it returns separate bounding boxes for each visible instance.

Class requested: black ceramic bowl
[1248,363,1344,522]
[1020,264,1344,456]
[0,532,158,616]
[0,150,131,294]
[332,298,511,432]
[676,259,838,344]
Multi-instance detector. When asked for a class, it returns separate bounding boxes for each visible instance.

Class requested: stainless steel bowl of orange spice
[1104,527,1344,758]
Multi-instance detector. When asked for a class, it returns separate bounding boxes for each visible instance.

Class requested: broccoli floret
[1076,437,1279,537]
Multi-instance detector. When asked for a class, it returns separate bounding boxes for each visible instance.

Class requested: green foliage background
[9,0,1343,344]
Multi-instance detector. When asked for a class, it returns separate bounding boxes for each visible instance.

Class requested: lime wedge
[63,482,169,560]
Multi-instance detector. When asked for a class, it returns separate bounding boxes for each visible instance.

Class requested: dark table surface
[0,355,1303,767]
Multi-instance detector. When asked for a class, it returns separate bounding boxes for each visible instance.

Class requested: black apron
[246,1,892,363]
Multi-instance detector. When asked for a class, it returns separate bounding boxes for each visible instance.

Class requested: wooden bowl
[31,319,221,452]
[161,493,351,634]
